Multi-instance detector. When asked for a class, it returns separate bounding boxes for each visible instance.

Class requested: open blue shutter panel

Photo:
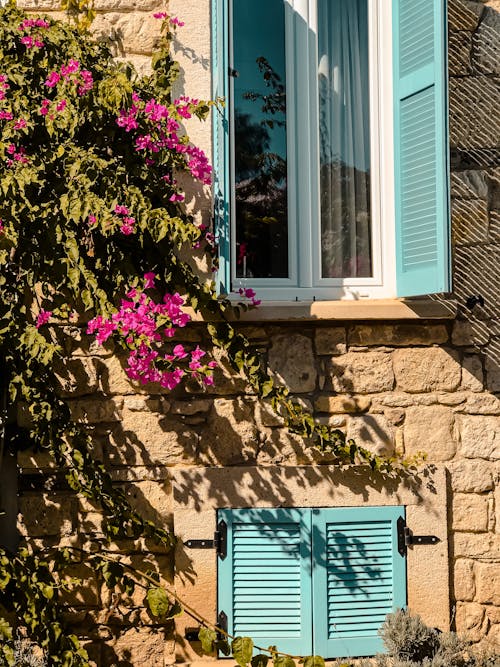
[212,0,230,295]
[312,506,407,658]
[217,508,313,656]
[394,0,450,297]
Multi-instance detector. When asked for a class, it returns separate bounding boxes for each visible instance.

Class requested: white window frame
[229,0,397,301]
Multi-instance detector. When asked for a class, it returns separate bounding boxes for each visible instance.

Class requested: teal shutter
[393,0,450,297]
[312,506,407,658]
[212,0,230,295]
[217,508,313,655]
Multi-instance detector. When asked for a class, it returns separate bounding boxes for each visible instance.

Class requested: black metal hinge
[397,516,440,556]
[184,519,227,558]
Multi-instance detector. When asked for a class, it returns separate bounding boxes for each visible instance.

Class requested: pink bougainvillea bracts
[116,94,212,187]
[17,18,48,50]
[36,309,52,328]
[237,287,261,307]
[0,74,9,101]
[44,60,93,96]
[87,274,217,389]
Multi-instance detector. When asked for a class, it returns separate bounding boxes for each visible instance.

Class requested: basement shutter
[312,506,407,658]
[217,508,313,655]
[393,0,450,297]
[212,0,231,295]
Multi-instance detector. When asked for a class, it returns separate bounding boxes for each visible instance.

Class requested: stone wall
[10,0,500,664]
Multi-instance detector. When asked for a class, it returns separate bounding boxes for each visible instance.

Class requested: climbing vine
[0,4,402,664]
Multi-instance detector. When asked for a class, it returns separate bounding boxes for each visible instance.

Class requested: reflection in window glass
[233,0,288,279]
[318,0,372,278]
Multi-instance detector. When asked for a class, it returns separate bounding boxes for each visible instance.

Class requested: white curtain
[318,0,372,278]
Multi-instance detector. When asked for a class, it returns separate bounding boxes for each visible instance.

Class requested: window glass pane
[318,0,372,278]
[233,0,288,279]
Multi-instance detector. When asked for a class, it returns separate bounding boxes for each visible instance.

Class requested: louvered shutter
[393,0,450,297]
[212,0,230,295]
[218,508,313,655]
[312,506,407,658]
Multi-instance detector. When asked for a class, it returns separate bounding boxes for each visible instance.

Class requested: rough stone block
[314,327,347,355]
[60,564,100,606]
[454,559,476,601]
[458,415,500,459]
[324,352,394,394]
[106,410,198,466]
[455,602,487,642]
[349,324,448,347]
[461,394,500,414]
[452,319,490,347]
[485,340,500,391]
[269,334,317,393]
[404,406,457,461]
[314,395,371,414]
[453,493,489,531]
[452,199,489,245]
[449,30,473,76]
[472,6,500,74]
[197,398,260,465]
[18,494,74,537]
[124,480,172,526]
[475,562,500,604]
[451,170,490,199]
[97,355,135,395]
[454,532,500,558]
[449,0,484,30]
[54,357,99,397]
[449,77,500,150]
[462,355,484,391]
[91,12,161,56]
[447,459,494,492]
[69,398,123,424]
[347,414,395,457]
[393,348,462,393]
[101,628,172,666]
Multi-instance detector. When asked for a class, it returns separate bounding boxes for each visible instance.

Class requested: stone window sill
[190,298,457,322]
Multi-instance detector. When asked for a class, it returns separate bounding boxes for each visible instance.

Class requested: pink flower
[78,70,93,95]
[203,375,215,386]
[191,346,206,362]
[0,111,13,121]
[13,118,27,130]
[169,193,185,202]
[114,205,129,215]
[153,12,167,19]
[39,99,50,116]
[170,16,185,27]
[0,219,4,233]
[120,222,135,235]
[45,71,60,88]
[36,309,52,328]
[56,99,67,112]
[173,344,188,359]
[88,214,97,225]
[144,272,156,289]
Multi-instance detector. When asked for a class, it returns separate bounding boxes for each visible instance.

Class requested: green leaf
[145,586,171,620]
[0,617,13,640]
[231,636,254,667]
[273,657,296,667]
[251,654,269,667]
[198,627,217,654]
[303,657,325,667]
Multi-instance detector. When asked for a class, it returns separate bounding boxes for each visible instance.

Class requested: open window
[212,0,450,300]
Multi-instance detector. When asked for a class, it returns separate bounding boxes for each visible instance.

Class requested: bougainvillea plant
[0,5,402,665]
